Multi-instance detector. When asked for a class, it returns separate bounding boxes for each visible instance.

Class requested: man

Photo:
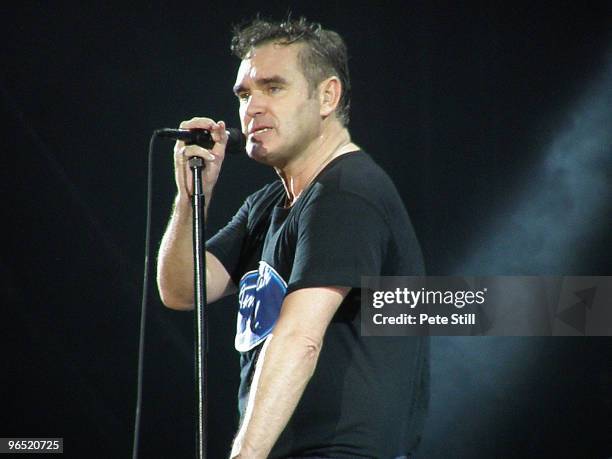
[157,17,428,459]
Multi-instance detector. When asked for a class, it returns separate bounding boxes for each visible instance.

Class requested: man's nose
[245,91,266,118]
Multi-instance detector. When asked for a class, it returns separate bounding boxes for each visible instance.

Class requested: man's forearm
[157,197,195,309]
[231,333,320,458]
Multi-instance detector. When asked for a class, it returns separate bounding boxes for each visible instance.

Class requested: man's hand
[173,117,228,208]
[156,116,235,310]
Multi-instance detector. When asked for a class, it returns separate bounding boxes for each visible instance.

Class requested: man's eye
[238,93,250,101]
[268,86,282,94]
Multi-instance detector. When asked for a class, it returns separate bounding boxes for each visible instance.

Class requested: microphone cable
[131,132,156,459]
[130,127,244,458]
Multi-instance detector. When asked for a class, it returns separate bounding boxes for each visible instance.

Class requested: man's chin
[247,142,273,164]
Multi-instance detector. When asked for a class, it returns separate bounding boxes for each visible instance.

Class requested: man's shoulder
[245,180,284,206]
[315,150,402,207]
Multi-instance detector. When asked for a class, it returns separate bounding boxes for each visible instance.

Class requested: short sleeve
[287,191,389,294]
[206,198,249,285]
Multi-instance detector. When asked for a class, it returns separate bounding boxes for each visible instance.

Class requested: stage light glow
[459,51,612,275]
[421,50,612,458]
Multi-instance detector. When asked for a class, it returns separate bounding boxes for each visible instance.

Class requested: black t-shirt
[207,151,429,458]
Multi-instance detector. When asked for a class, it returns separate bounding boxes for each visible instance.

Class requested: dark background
[2,1,611,458]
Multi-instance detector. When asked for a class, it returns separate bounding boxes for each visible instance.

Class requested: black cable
[132,133,156,459]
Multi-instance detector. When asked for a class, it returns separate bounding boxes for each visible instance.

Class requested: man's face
[233,42,322,165]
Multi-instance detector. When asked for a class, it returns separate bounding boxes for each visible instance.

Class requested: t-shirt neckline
[276,149,364,210]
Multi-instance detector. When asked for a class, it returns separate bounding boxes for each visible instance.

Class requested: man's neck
[276,122,359,206]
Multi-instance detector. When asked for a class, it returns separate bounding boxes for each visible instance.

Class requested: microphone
[155,128,246,154]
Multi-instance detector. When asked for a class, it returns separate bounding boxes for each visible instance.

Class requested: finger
[180,117,215,130]
[175,145,187,159]
[210,120,228,144]
[174,139,185,154]
[175,145,195,165]
[183,144,216,162]
[176,118,216,152]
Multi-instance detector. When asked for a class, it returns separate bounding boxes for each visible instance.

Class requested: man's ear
[318,76,342,118]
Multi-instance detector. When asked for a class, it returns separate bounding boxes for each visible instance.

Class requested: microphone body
[155,128,246,154]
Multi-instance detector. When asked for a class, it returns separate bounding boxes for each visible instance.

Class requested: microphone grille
[226,128,246,155]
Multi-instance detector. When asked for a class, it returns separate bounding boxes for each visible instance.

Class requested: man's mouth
[251,127,273,136]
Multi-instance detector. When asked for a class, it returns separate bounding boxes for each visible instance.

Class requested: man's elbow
[302,337,322,362]
[296,336,322,380]
[280,334,323,365]
[156,267,193,310]
[157,283,193,310]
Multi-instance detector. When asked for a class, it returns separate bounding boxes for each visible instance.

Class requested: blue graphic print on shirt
[235,260,287,352]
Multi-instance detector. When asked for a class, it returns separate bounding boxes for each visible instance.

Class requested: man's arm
[230,286,350,459]
[156,197,236,309]
[156,117,236,309]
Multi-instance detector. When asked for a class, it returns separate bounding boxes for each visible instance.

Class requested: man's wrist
[172,195,193,219]
[230,437,263,459]
[173,192,188,208]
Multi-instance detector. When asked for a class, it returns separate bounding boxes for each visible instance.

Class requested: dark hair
[231,16,351,126]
